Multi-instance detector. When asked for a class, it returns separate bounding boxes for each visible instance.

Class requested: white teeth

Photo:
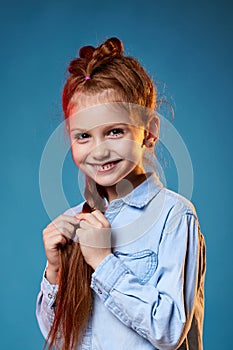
[95,161,118,171]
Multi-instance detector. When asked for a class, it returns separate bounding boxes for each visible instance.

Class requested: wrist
[91,252,112,270]
[47,263,59,273]
[45,264,59,284]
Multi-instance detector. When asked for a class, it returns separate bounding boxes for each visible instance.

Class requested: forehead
[68,102,144,131]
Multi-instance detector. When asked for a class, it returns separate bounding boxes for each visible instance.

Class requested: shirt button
[97,288,102,294]
[48,293,53,299]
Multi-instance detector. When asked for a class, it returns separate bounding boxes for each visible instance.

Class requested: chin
[93,178,118,187]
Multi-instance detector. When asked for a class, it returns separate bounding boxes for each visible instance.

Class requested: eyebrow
[70,123,129,133]
[70,127,87,132]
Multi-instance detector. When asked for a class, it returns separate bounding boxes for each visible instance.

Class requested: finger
[53,214,80,226]
[56,225,77,240]
[46,216,80,233]
[76,212,102,226]
[79,219,99,230]
[90,209,110,227]
[44,232,68,248]
[44,223,77,240]
[76,227,111,249]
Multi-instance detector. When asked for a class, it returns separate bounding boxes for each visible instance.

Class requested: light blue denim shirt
[36,172,206,350]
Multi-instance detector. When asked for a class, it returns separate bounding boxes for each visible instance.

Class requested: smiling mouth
[93,160,122,172]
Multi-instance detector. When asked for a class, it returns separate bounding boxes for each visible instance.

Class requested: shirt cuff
[41,267,59,308]
[90,253,130,302]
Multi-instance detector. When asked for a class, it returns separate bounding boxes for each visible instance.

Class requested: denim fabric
[36,172,206,349]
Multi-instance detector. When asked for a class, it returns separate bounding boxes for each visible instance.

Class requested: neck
[105,172,149,203]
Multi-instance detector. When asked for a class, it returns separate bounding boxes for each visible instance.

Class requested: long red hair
[45,37,156,350]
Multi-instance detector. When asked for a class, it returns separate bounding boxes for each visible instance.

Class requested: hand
[42,213,80,283]
[75,210,112,270]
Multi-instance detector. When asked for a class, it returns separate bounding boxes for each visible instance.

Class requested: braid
[86,37,123,76]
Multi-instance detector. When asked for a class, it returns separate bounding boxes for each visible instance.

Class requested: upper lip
[90,160,122,166]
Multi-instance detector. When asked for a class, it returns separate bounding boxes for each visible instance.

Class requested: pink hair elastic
[85,75,91,80]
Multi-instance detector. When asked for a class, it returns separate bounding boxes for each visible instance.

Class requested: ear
[143,115,160,148]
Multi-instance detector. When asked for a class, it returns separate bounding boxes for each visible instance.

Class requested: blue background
[1,0,232,349]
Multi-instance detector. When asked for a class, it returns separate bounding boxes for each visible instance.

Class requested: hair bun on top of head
[106,37,124,55]
[78,38,123,62]
[98,37,124,57]
[68,38,124,77]
[79,45,95,60]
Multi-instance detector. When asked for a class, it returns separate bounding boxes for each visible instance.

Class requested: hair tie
[85,75,91,80]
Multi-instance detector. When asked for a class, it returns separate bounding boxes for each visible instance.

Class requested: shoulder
[159,187,198,219]
[63,200,86,216]
[155,188,201,237]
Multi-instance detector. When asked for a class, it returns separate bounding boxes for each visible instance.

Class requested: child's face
[68,102,147,191]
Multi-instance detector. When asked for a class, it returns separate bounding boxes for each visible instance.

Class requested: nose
[91,140,111,161]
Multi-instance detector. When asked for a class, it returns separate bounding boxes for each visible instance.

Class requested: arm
[90,210,204,350]
[36,211,80,339]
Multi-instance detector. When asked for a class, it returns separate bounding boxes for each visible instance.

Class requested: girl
[36,37,206,350]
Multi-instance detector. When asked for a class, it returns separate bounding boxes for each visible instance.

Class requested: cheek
[116,140,143,163]
[127,147,143,164]
[71,145,84,166]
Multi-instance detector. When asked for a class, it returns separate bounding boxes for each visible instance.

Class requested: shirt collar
[107,172,163,210]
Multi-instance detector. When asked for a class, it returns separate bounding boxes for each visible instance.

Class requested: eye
[74,132,90,141]
[108,128,125,137]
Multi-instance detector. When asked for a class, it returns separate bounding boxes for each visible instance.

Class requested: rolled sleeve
[91,253,131,302]
[41,270,59,308]
[36,267,59,340]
